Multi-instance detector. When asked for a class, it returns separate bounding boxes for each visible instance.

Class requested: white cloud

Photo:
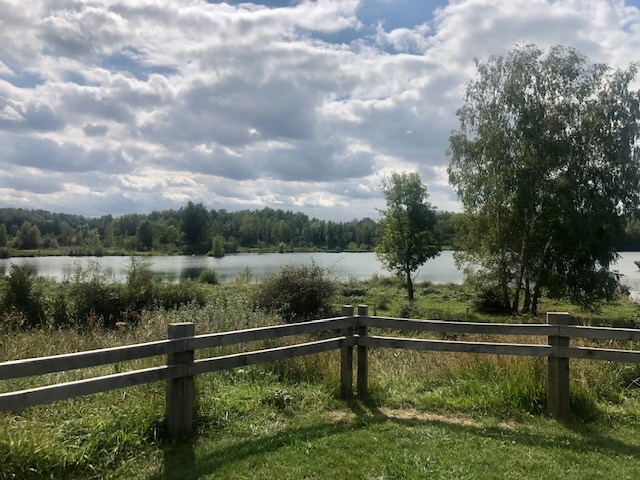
[0,0,639,220]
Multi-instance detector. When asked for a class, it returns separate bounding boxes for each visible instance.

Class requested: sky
[2,0,640,221]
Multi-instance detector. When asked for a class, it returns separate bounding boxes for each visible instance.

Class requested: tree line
[0,204,461,256]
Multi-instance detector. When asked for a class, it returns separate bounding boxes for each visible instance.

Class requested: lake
[2,251,640,291]
[0,251,462,284]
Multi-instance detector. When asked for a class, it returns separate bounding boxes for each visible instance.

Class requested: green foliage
[13,222,42,250]
[210,235,225,257]
[182,201,211,253]
[449,44,640,313]
[0,203,390,255]
[197,268,219,285]
[472,284,511,314]
[254,264,338,323]
[234,266,253,284]
[153,281,207,310]
[67,261,123,327]
[1,265,46,327]
[125,257,156,312]
[136,219,154,250]
[0,223,6,248]
[376,172,440,301]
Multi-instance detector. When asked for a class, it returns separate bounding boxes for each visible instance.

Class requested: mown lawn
[132,406,640,479]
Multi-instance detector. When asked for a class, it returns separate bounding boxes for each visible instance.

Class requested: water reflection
[2,251,640,291]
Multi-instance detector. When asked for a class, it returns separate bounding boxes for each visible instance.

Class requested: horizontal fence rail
[361,316,555,336]
[2,306,640,439]
[359,336,552,357]
[0,339,176,381]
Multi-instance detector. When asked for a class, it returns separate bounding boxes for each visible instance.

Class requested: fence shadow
[151,403,640,479]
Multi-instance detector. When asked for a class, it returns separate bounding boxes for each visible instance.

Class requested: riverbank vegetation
[2,265,640,478]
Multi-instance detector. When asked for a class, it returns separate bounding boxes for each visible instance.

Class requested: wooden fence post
[547,312,570,420]
[341,305,355,399]
[357,305,369,398]
[167,322,195,441]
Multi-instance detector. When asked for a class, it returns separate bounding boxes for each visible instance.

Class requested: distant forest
[0,202,459,256]
[1,203,639,256]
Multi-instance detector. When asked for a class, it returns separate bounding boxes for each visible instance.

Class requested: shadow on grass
[151,401,640,480]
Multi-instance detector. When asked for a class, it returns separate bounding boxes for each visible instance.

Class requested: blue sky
[1,0,640,220]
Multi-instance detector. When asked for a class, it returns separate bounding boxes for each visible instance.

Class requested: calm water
[0,251,462,284]
[2,251,640,290]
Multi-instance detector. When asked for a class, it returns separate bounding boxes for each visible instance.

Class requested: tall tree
[376,172,440,301]
[448,44,640,313]
[0,223,7,248]
[181,201,210,253]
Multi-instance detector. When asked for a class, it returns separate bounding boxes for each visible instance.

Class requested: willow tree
[448,44,640,313]
[376,172,440,301]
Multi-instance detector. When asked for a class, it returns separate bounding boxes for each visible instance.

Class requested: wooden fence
[3,305,640,440]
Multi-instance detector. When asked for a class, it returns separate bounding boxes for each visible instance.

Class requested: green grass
[3,280,640,478]
[140,408,640,479]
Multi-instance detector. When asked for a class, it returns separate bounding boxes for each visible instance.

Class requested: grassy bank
[2,280,640,478]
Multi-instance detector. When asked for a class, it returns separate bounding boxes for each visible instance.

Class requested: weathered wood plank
[357,305,369,398]
[192,316,354,350]
[167,323,195,441]
[192,337,346,375]
[340,306,354,399]
[560,325,640,342]
[564,346,640,363]
[361,317,554,336]
[547,312,570,420]
[0,365,181,412]
[359,335,551,357]
[0,339,176,381]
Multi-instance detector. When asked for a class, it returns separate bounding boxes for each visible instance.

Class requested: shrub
[124,257,156,311]
[67,261,123,328]
[1,265,46,328]
[154,281,207,310]
[234,266,253,284]
[197,268,219,285]
[472,284,510,314]
[253,264,337,323]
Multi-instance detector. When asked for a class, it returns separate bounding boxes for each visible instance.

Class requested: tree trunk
[522,277,531,313]
[531,283,541,316]
[512,264,525,313]
[501,278,510,312]
[406,269,414,302]
[499,251,510,310]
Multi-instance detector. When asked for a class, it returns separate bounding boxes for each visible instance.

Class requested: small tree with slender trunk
[376,172,440,301]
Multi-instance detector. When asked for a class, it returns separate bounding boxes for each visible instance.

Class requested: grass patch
[138,406,640,479]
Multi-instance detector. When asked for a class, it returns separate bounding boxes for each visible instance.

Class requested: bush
[124,257,156,311]
[1,265,46,328]
[67,261,123,328]
[472,284,510,314]
[253,264,337,323]
[154,281,207,310]
[234,266,253,284]
[197,268,219,285]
